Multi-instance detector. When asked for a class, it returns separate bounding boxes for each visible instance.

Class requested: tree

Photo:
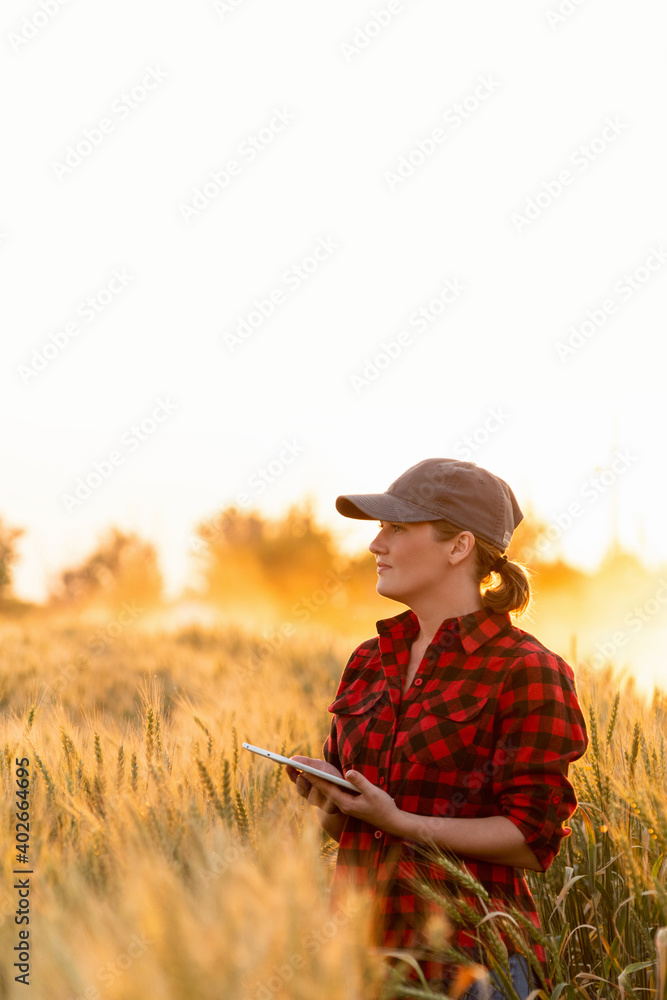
[0,516,24,598]
[193,500,344,608]
[50,527,163,609]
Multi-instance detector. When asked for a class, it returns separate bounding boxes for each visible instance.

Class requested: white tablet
[242,742,360,793]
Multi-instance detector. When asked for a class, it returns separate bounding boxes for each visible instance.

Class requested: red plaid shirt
[322,605,588,988]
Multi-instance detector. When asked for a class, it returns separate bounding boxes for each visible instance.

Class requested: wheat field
[0,616,665,1000]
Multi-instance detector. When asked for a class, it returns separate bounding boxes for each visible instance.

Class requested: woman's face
[369,521,459,605]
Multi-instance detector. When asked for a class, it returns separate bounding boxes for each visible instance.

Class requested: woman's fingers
[284,767,313,798]
[292,770,339,811]
[295,773,313,798]
[286,757,343,813]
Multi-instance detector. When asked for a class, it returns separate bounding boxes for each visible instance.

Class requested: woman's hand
[305,768,403,835]
[285,756,342,815]
[286,760,404,841]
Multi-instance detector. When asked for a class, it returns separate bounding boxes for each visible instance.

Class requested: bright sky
[1,0,665,605]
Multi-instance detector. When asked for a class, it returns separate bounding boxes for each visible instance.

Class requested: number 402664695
[15,758,30,863]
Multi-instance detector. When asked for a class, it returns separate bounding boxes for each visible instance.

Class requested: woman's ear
[448,531,476,565]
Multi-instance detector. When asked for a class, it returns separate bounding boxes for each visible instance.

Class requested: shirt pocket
[328,686,386,767]
[402,695,490,770]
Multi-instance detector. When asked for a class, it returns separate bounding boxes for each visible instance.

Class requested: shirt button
[553,795,561,804]
[414,677,423,686]
[374,830,383,839]
[379,776,385,785]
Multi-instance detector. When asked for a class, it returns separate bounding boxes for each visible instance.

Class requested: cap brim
[335,493,439,521]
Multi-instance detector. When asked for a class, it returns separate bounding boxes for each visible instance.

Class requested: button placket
[409,647,435,694]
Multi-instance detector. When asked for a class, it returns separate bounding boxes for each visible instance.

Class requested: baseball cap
[335,458,523,551]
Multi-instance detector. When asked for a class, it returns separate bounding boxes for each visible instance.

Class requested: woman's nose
[369,529,386,555]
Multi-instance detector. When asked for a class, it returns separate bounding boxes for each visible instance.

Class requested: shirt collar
[376,604,512,654]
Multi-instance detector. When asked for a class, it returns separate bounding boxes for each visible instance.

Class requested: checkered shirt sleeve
[492,650,588,870]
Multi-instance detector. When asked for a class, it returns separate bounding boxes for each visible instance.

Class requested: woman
[287,458,589,997]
